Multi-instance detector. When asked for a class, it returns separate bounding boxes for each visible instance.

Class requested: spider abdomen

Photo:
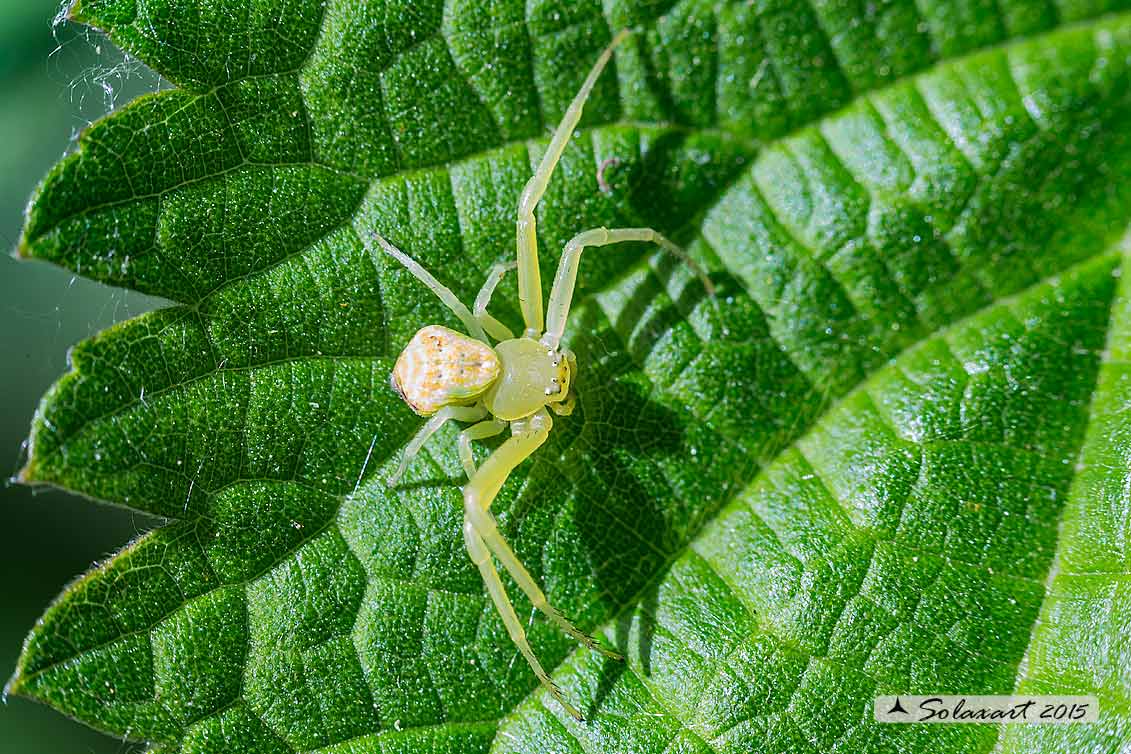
[391,325,500,416]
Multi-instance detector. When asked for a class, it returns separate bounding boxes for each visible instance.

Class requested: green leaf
[10,1,1131,752]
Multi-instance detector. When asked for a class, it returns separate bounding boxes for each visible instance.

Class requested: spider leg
[474,261,518,342]
[462,409,622,719]
[464,526,583,721]
[367,232,489,342]
[516,29,630,338]
[542,226,714,350]
[468,491,622,664]
[463,409,612,720]
[388,404,487,486]
[458,418,507,479]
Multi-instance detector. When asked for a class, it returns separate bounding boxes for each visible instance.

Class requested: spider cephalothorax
[370,29,712,721]
[482,336,575,419]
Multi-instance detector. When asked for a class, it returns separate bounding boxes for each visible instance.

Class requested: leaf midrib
[989,239,1131,749]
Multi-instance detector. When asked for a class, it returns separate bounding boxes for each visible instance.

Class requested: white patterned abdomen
[391,325,500,416]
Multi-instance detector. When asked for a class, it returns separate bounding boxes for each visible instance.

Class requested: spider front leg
[462,409,621,720]
[542,226,714,350]
[516,29,629,337]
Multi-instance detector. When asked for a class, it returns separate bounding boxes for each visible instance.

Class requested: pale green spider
[371,29,712,720]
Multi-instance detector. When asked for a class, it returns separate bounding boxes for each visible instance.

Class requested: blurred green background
[1,2,163,752]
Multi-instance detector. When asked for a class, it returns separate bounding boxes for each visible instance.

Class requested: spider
[371,29,712,720]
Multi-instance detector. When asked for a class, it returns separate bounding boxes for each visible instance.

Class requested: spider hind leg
[389,405,486,486]
[368,233,488,342]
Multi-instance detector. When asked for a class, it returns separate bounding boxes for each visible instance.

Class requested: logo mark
[887,697,908,715]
